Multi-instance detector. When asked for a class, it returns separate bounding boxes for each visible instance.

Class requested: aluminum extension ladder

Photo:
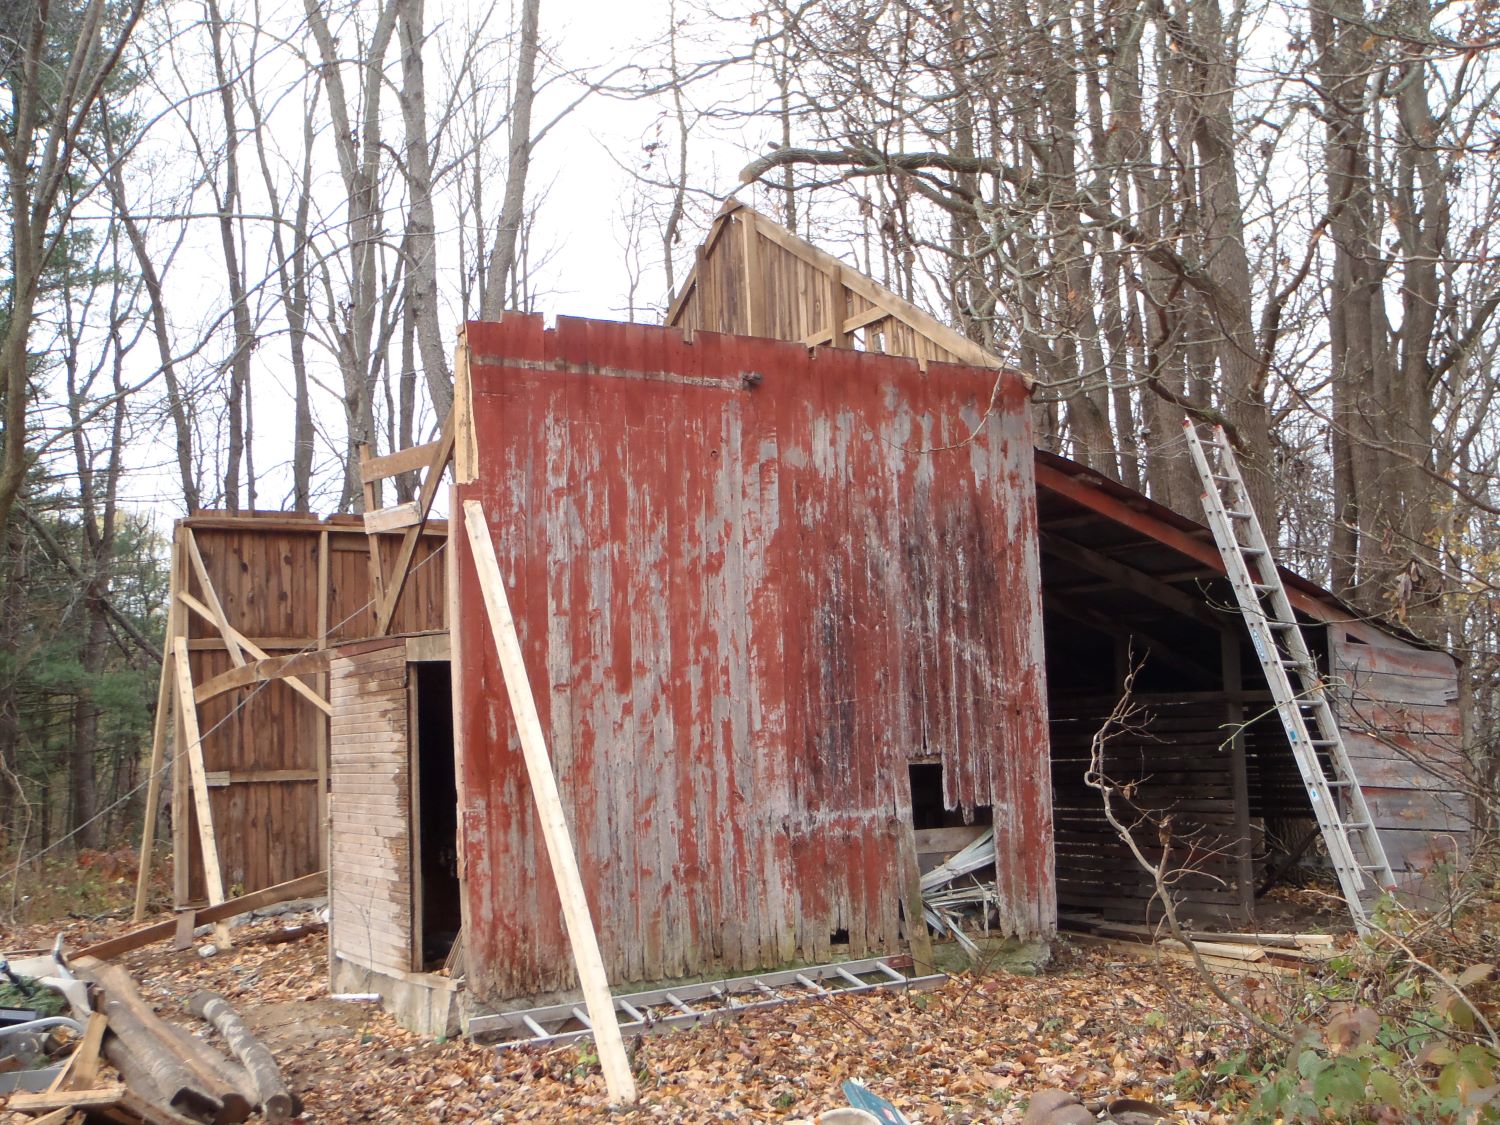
[1183,420,1396,933]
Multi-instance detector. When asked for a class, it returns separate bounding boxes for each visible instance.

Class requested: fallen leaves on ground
[3,908,1270,1124]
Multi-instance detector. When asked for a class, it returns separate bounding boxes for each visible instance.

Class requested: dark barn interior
[1035,452,1321,928]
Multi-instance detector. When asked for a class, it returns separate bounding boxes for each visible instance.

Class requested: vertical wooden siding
[328,641,415,975]
[453,315,1051,1004]
[1050,694,1255,922]
[1332,634,1469,892]
[178,516,445,901]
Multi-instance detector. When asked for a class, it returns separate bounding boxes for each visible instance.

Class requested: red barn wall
[452,316,1052,1004]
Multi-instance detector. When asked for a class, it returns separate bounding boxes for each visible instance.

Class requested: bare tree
[479,0,539,317]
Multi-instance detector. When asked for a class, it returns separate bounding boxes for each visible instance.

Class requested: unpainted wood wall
[667,206,994,371]
[175,514,445,902]
[1333,634,1469,895]
[328,641,415,976]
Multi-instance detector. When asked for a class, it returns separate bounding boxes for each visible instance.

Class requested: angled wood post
[177,592,331,716]
[183,530,244,666]
[172,636,232,946]
[373,412,455,635]
[359,443,388,629]
[170,529,193,907]
[462,499,637,1105]
[133,547,183,922]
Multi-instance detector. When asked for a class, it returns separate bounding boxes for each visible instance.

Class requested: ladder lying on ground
[1183,420,1397,933]
[467,957,945,1047]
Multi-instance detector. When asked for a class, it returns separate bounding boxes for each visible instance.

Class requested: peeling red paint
[453,316,1052,1004]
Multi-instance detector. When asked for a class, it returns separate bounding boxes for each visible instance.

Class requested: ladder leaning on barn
[1182,419,1398,934]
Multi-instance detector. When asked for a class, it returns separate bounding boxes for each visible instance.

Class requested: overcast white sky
[101,0,777,522]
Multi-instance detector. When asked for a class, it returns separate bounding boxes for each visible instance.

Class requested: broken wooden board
[6,1083,208,1125]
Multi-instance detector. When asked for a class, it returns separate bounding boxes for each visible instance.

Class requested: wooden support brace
[316,527,330,869]
[78,872,327,961]
[193,649,333,704]
[133,645,175,923]
[178,591,330,715]
[172,636,232,947]
[801,303,889,348]
[173,911,198,951]
[361,438,446,484]
[359,443,388,624]
[363,501,422,534]
[183,530,245,667]
[462,499,636,1105]
[374,413,455,636]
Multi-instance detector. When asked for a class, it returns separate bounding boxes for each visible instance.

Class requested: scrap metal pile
[919,828,999,958]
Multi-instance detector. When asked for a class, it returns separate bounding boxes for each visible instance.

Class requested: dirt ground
[3,900,1338,1124]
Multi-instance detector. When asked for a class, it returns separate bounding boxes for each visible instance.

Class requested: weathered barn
[666,201,1470,926]
[139,200,1470,1040]
[444,316,1049,1006]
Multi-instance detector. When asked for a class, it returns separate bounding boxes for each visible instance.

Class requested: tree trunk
[396,0,453,418]
[479,0,540,317]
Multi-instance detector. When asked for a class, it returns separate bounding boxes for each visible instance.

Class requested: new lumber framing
[461,498,637,1104]
[133,548,183,923]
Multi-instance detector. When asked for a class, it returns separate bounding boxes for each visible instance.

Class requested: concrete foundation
[329,953,462,1038]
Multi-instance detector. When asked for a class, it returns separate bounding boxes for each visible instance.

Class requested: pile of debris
[2,875,324,1124]
[2,952,298,1125]
[919,829,999,959]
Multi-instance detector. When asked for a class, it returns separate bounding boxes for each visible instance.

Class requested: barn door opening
[412,661,461,969]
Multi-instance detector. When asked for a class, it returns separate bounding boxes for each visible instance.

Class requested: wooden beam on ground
[43,1010,107,1095]
[76,872,327,961]
[462,499,636,1105]
[193,650,333,704]
[183,529,245,667]
[178,592,330,715]
[5,1085,130,1115]
[172,637,231,947]
[374,413,454,636]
